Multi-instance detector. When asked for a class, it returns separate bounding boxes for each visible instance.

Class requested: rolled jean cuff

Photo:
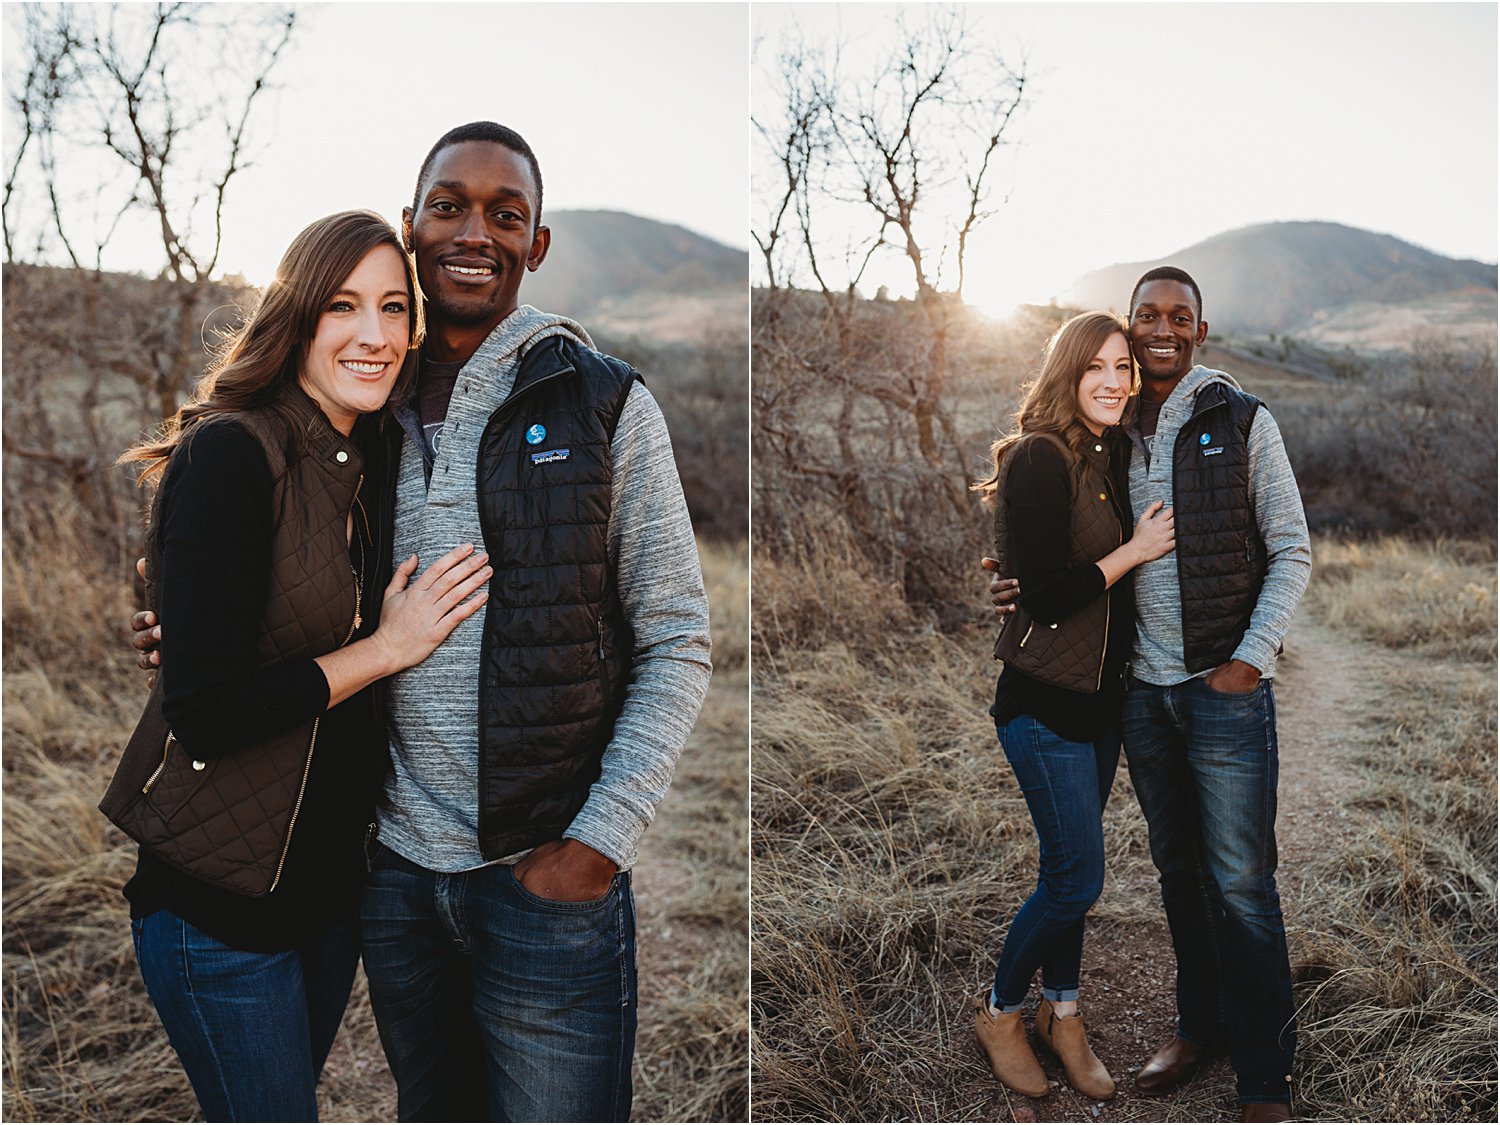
[1042,985,1080,1003]
[1238,1076,1293,1105]
[990,988,1024,1014]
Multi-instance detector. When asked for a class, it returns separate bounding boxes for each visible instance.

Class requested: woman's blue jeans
[992,715,1119,1009]
[131,909,360,1122]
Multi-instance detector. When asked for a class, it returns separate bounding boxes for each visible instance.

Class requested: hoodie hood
[1156,364,1241,434]
[470,303,594,374]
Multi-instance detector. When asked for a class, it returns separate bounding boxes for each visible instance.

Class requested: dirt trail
[1269,617,1378,896]
[980,615,1379,1123]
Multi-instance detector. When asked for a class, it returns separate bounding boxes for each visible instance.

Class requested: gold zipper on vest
[352,474,372,545]
[273,471,365,892]
[269,716,319,893]
[142,732,175,794]
[343,474,367,641]
[1097,467,1125,690]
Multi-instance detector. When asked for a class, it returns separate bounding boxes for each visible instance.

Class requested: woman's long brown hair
[121,209,422,484]
[972,311,1135,501]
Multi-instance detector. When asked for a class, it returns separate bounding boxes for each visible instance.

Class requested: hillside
[525,209,746,340]
[1064,221,1496,346]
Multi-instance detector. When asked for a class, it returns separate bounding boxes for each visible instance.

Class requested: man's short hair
[1130,265,1203,322]
[411,122,544,228]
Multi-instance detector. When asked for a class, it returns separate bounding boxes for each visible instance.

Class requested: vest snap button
[1099,492,1106,501]
[1094,444,1103,452]
[335,450,349,463]
[192,759,206,771]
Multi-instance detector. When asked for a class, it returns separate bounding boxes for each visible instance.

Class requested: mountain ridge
[1063,220,1496,347]
[522,209,746,339]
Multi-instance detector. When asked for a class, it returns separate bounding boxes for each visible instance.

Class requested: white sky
[2,2,750,285]
[753,2,1499,317]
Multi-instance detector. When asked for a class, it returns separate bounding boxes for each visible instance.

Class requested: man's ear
[1195,319,1209,346]
[401,207,414,254]
[526,224,551,272]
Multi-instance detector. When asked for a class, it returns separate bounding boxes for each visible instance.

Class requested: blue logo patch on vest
[1199,432,1211,445]
[525,423,547,445]
[530,447,571,465]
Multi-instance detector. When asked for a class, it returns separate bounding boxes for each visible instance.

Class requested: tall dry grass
[634,537,750,1122]
[752,531,1159,1121]
[2,493,748,1122]
[1289,538,1496,1122]
[750,526,1496,1121]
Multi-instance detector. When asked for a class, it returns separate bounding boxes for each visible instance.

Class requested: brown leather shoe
[1133,1035,1220,1095]
[973,993,1048,1097]
[1240,1102,1293,1122]
[1034,998,1115,1100]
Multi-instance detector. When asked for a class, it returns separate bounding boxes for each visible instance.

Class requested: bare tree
[2,2,295,543]
[752,7,1029,613]
[3,2,295,413]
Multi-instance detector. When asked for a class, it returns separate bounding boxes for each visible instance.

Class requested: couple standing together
[103,121,712,1123]
[973,269,1311,1122]
[97,122,1308,1125]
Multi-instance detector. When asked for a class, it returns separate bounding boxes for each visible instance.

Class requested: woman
[101,210,490,1121]
[969,311,1175,1100]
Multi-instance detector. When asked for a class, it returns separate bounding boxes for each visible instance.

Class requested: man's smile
[442,258,498,282]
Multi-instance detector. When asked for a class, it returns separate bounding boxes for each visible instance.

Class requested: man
[985,266,1310,1123]
[136,121,712,1122]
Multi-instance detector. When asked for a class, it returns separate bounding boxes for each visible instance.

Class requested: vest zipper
[274,472,365,892]
[345,474,366,638]
[142,732,175,794]
[1097,467,1125,691]
[269,716,319,893]
[1018,621,1036,648]
[487,364,574,428]
[352,473,372,545]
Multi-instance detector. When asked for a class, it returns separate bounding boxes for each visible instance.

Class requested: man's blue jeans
[1122,674,1295,1104]
[131,909,360,1122]
[360,842,637,1123]
[992,715,1119,1009]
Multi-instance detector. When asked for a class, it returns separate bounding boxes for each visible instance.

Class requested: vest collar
[1069,420,1114,475]
[281,382,365,477]
[513,334,578,394]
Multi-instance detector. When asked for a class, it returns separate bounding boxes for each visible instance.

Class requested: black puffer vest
[471,336,640,860]
[101,390,372,897]
[1169,381,1266,672]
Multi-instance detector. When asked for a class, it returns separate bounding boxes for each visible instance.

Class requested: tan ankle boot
[1035,997,1115,1100]
[973,993,1048,1097]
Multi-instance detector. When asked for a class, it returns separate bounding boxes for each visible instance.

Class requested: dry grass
[2,496,748,1122]
[751,530,1159,1121]
[634,538,750,1122]
[1301,537,1496,662]
[1289,538,1496,1123]
[750,527,1496,1121]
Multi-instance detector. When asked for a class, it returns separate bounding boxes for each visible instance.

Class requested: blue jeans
[131,910,360,1122]
[360,842,637,1123]
[992,715,1119,1009]
[1122,674,1295,1104]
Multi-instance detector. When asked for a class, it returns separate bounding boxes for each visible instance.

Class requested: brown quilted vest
[991,427,1124,694]
[100,389,367,898]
